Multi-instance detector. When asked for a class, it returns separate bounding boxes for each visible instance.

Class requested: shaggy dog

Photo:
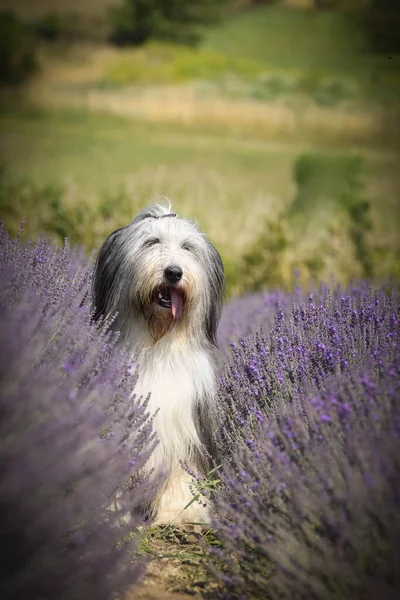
[92,204,224,525]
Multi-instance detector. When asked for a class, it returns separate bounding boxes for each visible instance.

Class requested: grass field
[1,4,399,289]
[5,4,397,151]
[203,5,366,71]
[0,105,296,285]
[1,105,399,294]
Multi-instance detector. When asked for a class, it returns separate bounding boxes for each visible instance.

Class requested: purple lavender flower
[210,282,400,599]
[217,289,299,358]
[0,226,156,600]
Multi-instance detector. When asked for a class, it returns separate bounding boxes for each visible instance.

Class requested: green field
[0,106,296,256]
[1,105,399,294]
[1,2,399,295]
[203,6,366,71]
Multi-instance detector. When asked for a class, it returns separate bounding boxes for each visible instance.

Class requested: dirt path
[125,528,217,600]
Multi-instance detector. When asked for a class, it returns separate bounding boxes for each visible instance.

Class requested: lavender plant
[210,282,400,599]
[217,287,299,359]
[0,225,155,600]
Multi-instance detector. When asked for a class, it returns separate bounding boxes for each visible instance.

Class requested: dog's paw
[153,502,210,529]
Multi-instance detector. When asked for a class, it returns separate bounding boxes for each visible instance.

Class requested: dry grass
[18,43,399,150]
[26,80,399,149]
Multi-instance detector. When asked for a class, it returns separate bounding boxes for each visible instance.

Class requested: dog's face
[92,205,224,344]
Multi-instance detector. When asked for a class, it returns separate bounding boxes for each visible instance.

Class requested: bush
[34,12,64,42]
[0,226,156,599]
[364,0,400,55]
[289,153,373,278]
[109,0,228,46]
[250,73,294,102]
[236,218,290,292]
[298,73,357,107]
[0,11,37,85]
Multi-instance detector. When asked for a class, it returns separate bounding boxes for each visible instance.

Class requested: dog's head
[92,204,225,344]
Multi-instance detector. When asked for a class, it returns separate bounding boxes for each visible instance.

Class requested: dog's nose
[164,265,183,284]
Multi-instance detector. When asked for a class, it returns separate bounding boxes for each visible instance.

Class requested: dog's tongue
[170,288,183,321]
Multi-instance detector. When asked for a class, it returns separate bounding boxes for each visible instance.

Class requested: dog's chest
[134,344,215,415]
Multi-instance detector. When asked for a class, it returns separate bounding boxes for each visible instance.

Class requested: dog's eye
[181,242,194,252]
[144,238,160,248]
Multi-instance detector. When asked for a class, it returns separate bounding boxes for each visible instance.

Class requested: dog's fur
[92,204,224,525]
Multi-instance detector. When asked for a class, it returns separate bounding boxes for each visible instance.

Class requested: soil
[125,528,218,600]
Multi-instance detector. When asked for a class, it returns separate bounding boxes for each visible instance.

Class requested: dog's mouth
[153,285,184,321]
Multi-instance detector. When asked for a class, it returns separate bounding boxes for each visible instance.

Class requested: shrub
[0,225,156,599]
[297,73,357,107]
[290,153,366,219]
[34,12,64,42]
[209,282,400,599]
[32,11,113,44]
[250,73,294,102]
[0,11,37,85]
[364,0,400,55]
[235,218,290,293]
[109,0,228,46]
[289,153,373,278]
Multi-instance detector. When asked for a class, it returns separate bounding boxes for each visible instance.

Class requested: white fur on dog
[93,203,224,525]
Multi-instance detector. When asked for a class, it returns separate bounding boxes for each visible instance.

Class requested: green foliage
[202,5,366,72]
[290,153,364,216]
[298,73,357,106]
[0,11,37,85]
[365,0,400,55]
[232,153,377,294]
[0,165,65,239]
[348,197,373,277]
[102,42,362,109]
[109,0,161,45]
[0,167,128,249]
[103,42,263,85]
[34,12,64,41]
[236,219,290,292]
[249,73,295,102]
[290,153,373,278]
[109,0,228,46]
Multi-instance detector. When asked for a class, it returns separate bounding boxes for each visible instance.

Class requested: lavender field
[1,2,400,597]
[1,223,399,600]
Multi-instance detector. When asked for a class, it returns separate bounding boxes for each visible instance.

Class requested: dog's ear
[92,228,124,322]
[204,243,225,346]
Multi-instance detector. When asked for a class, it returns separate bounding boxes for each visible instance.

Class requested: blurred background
[0,0,399,296]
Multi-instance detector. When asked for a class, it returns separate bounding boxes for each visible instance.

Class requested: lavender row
[210,281,400,599]
[0,226,155,600]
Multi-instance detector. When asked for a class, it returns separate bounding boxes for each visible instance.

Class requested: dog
[92,203,224,526]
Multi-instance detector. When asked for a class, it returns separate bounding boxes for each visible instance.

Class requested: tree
[109,0,229,46]
[365,0,400,54]
[0,12,37,85]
